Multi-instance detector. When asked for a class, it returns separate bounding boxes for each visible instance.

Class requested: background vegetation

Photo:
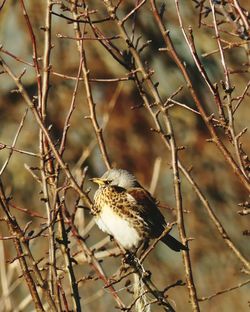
[0,0,249,311]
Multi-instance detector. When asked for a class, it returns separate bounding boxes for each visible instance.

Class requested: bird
[91,168,188,252]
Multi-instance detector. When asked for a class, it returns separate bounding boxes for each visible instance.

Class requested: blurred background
[0,1,249,311]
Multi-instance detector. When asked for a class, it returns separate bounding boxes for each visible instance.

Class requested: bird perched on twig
[91,169,188,252]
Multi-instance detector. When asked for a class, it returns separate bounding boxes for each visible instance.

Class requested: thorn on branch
[130,104,144,110]
[84,115,91,120]
[142,270,151,281]
[40,197,49,203]
[149,101,157,108]
[27,230,35,237]
[32,95,38,101]
[134,35,142,49]
[40,26,49,31]
[122,50,133,69]
[10,88,21,94]
[141,68,155,82]
[177,146,186,151]
[23,220,32,235]
[150,128,160,133]
[206,138,214,143]
[158,47,168,52]
[222,233,229,239]
[138,40,152,53]
[6,195,12,203]
[7,253,28,264]
[84,187,91,195]
[154,82,159,88]
[159,3,166,20]
[206,113,214,122]
[56,237,70,245]
[239,30,250,41]
[235,128,248,141]
[18,68,27,81]
[77,274,96,284]
[70,257,78,265]
[243,230,250,236]
[124,279,131,287]
[0,143,6,150]
[221,80,235,95]
[164,133,171,140]
[186,237,195,242]
[164,29,170,36]
[203,6,211,18]
[237,201,250,215]
[163,279,185,293]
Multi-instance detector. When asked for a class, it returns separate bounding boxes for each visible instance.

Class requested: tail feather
[161,234,188,252]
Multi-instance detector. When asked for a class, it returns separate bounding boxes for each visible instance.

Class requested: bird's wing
[127,187,166,238]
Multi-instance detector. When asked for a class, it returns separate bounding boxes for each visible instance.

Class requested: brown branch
[0,109,29,176]
[121,0,147,25]
[58,199,82,312]
[56,33,120,41]
[152,0,250,193]
[38,2,61,306]
[199,278,250,302]
[52,70,131,82]
[19,0,42,107]
[0,181,57,311]
[0,56,92,208]
[71,3,111,170]
[186,27,225,119]
[59,56,83,156]
[0,143,40,159]
[209,0,247,178]
[0,46,34,67]
[131,58,250,272]
[124,254,176,312]
[231,0,250,32]
[68,215,126,309]
[102,1,200,311]
[8,202,47,219]
[51,11,111,24]
[0,0,7,10]
[233,81,250,114]
[140,223,175,263]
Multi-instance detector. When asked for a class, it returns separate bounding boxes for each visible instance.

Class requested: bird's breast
[94,204,141,250]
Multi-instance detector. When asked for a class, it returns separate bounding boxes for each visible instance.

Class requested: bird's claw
[122,251,135,265]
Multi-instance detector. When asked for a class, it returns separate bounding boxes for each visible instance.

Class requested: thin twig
[71,4,111,170]
[0,109,28,176]
[199,278,250,301]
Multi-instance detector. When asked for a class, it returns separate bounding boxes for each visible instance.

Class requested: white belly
[95,204,141,249]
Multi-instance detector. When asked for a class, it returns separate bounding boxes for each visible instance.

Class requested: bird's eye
[105,180,112,185]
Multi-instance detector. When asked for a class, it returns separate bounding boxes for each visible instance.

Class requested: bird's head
[91,169,139,189]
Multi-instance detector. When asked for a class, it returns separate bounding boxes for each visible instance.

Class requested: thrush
[91,169,188,252]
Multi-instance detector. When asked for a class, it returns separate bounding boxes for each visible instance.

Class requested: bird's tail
[161,234,188,252]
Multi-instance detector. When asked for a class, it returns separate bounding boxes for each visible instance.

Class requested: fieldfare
[91,169,188,252]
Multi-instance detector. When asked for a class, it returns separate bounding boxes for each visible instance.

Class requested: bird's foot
[142,269,151,281]
[122,251,136,265]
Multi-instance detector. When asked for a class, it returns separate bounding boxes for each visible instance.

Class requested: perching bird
[91,169,188,252]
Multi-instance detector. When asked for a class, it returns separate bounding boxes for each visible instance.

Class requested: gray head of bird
[91,169,140,189]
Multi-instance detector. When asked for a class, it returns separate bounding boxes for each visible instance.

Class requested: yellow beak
[90,177,106,186]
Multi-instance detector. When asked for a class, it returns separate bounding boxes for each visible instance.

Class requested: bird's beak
[89,177,106,186]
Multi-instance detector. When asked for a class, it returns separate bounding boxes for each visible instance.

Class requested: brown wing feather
[128,187,188,251]
[127,187,166,238]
